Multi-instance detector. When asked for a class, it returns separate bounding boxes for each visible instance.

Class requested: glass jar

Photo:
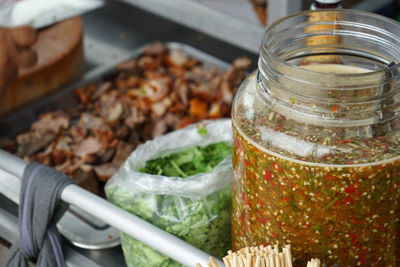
[231,10,400,266]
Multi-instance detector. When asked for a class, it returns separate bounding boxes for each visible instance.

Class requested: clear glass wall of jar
[231,10,400,266]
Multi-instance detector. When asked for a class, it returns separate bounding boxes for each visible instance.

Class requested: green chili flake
[289,193,298,211]
[320,240,328,257]
[311,225,321,231]
[323,196,342,211]
[289,97,296,104]
[309,175,318,190]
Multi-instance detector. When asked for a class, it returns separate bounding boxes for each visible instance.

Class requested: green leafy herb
[140,142,231,178]
[106,142,232,267]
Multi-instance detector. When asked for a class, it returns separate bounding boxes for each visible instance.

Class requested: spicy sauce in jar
[232,119,400,265]
[231,10,400,265]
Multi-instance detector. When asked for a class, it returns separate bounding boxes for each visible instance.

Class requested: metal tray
[0,42,230,249]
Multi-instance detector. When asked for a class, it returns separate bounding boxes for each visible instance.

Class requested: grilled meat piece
[10,42,250,187]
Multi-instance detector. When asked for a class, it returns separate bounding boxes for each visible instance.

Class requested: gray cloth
[5,162,73,267]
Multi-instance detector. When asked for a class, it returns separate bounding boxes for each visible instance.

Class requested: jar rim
[261,9,400,79]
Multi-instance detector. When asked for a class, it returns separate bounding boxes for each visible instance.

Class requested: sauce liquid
[232,64,400,266]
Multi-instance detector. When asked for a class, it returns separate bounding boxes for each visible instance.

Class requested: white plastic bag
[105,119,232,267]
[0,0,103,27]
[107,119,232,199]
[0,0,15,26]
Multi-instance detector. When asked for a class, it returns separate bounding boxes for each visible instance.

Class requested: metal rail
[0,206,103,267]
[0,149,223,267]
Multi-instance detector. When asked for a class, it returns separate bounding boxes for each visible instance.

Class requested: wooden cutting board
[0,16,84,117]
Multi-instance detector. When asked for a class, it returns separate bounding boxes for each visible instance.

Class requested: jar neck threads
[258,10,400,126]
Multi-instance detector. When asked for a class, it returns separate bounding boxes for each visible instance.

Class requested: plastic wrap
[0,0,15,26]
[0,0,103,28]
[105,119,232,267]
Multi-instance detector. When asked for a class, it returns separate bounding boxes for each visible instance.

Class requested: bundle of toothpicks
[197,244,321,267]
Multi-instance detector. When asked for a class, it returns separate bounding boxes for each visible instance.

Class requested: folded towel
[5,162,73,267]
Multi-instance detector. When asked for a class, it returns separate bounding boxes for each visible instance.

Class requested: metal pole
[0,149,25,177]
[0,149,223,267]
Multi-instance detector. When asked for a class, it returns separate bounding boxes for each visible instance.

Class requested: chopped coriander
[139,142,231,178]
[106,141,232,267]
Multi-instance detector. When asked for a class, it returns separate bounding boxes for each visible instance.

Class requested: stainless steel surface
[268,0,302,25]
[0,40,231,262]
[0,204,105,267]
[0,169,20,204]
[118,0,264,53]
[0,1,258,265]
[0,47,237,138]
[0,207,17,244]
[0,148,25,178]
[57,205,121,250]
[0,40,230,252]
[0,149,224,267]
[81,0,257,70]
[0,41,230,135]
[353,0,394,12]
